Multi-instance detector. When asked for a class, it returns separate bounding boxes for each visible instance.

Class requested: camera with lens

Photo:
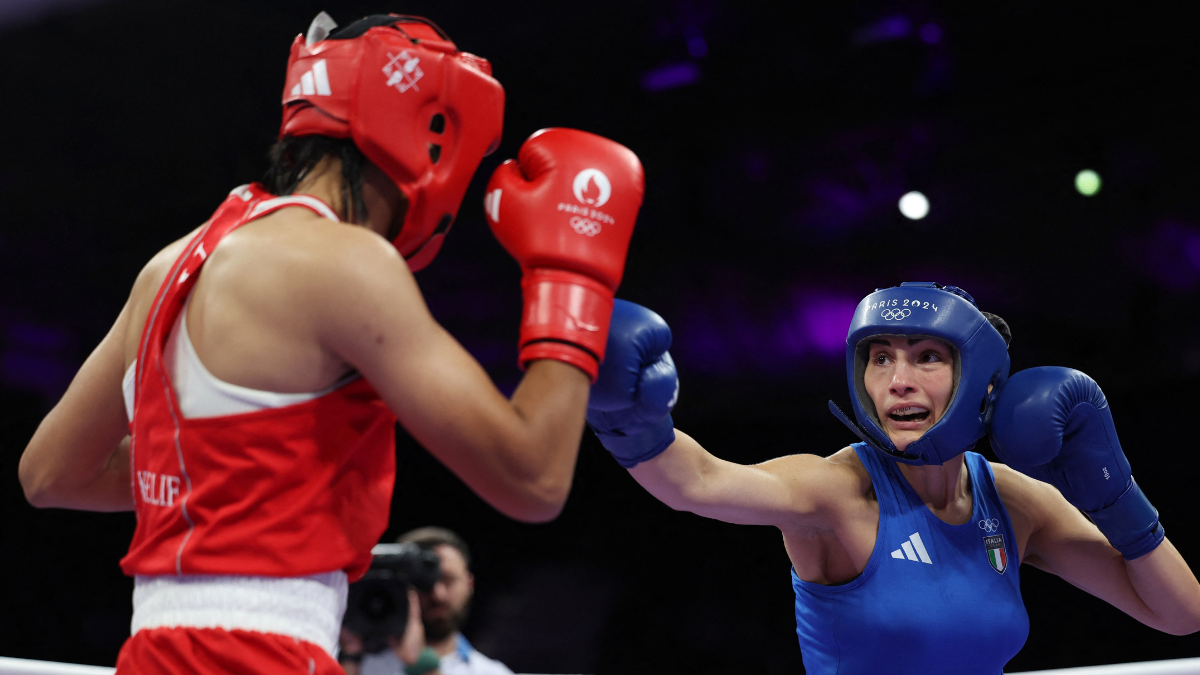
[343,543,441,653]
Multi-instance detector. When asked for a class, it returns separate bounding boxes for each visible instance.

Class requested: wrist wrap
[518,269,614,381]
[1086,477,1165,560]
[591,414,676,468]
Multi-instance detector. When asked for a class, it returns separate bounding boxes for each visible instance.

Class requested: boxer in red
[17,12,645,675]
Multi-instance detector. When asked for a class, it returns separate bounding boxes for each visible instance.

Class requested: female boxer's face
[863,336,955,452]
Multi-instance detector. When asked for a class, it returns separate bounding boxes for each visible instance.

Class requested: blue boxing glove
[587,300,679,468]
[991,367,1164,560]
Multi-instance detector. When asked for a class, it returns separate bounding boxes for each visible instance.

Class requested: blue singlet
[791,443,1029,674]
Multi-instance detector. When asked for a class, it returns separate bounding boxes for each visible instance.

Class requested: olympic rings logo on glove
[978,518,999,533]
[569,216,602,237]
[881,308,911,321]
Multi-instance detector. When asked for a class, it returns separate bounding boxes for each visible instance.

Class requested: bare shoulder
[194,209,419,323]
[990,461,1062,560]
[213,211,435,355]
[759,445,872,503]
[990,461,1057,511]
[131,227,200,299]
[770,447,876,561]
[826,445,870,478]
[122,226,203,363]
[237,211,412,297]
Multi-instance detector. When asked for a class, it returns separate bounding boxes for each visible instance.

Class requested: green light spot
[1075,169,1101,196]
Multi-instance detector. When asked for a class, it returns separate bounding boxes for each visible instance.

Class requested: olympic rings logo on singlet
[978,518,1000,533]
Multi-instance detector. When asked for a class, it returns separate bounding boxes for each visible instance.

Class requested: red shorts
[115,627,343,675]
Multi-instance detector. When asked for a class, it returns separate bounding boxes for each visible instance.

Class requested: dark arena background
[2,1,1199,673]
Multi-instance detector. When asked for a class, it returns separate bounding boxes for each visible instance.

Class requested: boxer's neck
[291,155,348,219]
[291,155,404,239]
[897,454,973,524]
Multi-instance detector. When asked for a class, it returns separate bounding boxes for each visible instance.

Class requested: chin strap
[827,400,922,462]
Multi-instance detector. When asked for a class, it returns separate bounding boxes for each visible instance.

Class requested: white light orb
[898,191,930,220]
[1075,169,1101,196]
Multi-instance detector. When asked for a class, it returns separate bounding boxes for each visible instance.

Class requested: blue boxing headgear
[827,282,1010,465]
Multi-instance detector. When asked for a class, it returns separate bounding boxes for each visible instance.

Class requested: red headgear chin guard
[280,13,505,271]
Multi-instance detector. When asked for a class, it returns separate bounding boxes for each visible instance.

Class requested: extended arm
[589,300,852,529]
[19,301,134,511]
[631,431,850,528]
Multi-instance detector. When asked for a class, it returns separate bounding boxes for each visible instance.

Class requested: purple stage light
[776,291,857,358]
[1,352,70,397]
[684,26,708,58]
[641,62,701,92]
[853,16,911,46]
[1186,234,1200,270]
[1143,220,1200,290]
[919,23,943,45]
[676,310,739,374]
[8,323,70,351]
[790,179,872,234]
[1,319,75,400]
[802,296,857,355]
[676,287,858,375]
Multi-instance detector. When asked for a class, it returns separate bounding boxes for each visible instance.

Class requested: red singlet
[121,184,397,581]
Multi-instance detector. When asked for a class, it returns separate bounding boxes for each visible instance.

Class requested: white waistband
[131,571,348,656]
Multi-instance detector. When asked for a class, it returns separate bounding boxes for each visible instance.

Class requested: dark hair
[397,526,471,570]
[262,135,367,223]
[982,311,1012,348]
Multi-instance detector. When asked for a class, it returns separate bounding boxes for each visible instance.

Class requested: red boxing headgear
[281,13,505,271]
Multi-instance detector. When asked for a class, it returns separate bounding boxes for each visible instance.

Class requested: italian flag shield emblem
[984,535,1007,574]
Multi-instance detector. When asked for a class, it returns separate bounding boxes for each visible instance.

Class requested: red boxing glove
[485,128,644,381]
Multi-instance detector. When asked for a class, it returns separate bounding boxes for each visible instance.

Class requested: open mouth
[888,406,930,423]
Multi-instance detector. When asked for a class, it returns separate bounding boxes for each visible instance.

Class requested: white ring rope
[3,656,1200,675]
[1009,659,1200,675]
[0,658,114,675]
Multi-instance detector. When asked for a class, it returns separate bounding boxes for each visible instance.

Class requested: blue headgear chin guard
[827,282,1011,465]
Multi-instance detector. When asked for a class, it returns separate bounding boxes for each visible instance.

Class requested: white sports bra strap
[247,195,341,223]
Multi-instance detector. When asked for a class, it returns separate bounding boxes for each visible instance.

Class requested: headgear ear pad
[833,282,1010,465]
[280,14,505,271]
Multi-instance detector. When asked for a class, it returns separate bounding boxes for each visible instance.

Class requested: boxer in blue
[588,284,1200,674]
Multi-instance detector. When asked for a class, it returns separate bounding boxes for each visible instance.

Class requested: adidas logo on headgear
[291,59,332,97]
[891,532,933,564]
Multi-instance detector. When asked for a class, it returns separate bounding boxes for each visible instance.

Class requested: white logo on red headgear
[291,59,332,97]
[573,169,611,207]
[383,51,424,93]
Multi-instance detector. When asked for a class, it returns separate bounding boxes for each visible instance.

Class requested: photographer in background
[340,542,442,675]
[347,528,513,675]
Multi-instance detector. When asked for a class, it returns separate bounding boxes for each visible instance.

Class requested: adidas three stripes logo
[291,59,332,97]
[891,532,932,564]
